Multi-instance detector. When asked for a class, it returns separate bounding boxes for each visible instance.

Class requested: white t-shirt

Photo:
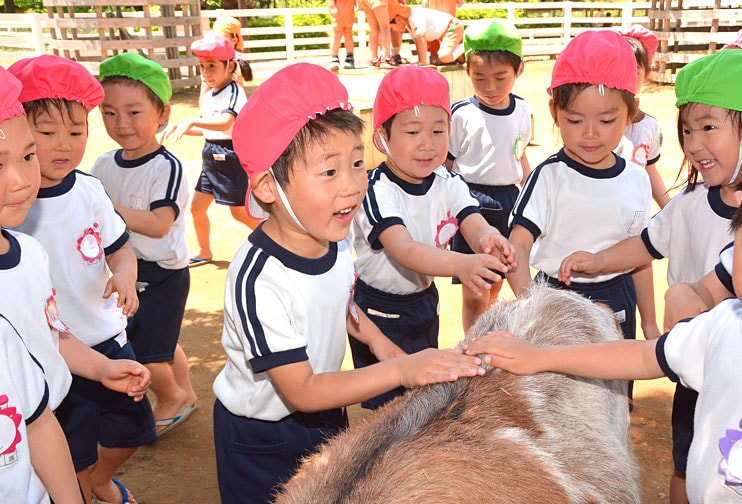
[200,81,247,141]
[407,8,454,41]
[622,113,663,168]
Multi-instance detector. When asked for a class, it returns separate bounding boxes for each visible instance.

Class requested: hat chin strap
[730,140,742,185]
[268,167,308,233]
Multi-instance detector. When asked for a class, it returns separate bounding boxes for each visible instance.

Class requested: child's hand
[398,348,484,388]
[456,253,509,297]
[479,232,516,270]
[161,121,190,143]
[99,359,151,401]
[558,251,603,285]
[464,331,541,375]
[103,274,139,317]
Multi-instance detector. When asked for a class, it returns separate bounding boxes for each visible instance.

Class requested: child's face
[101,81,169,160]
[29,101,88,188]
[280,128,367,248]
[467,54,520,110]
[199,59,232,89]
[381,105,449,184]
[550,86,631,170]
[0,115,40,229]
[680,103,741,187]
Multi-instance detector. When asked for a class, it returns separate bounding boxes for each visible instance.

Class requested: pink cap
[0,66,25,124]
[190,33,236,61]
[549,30,637,95]
[725,29,742,49]
[8,55,103,111]
[617,25,659,61]
[232,63,353,219]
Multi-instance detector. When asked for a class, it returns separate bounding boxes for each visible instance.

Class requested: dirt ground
[80,58,684,503]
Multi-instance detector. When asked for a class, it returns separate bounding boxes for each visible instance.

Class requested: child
[421,0,462,64]
[447,19,532,332]
[562,45,742,504]
[616,24,670,208]
[328,0,356,71]
[8,55,156,504]
[164,33,260,266]
[212,62,485,502]
[357,0,394,67]
[506,30,652,399]
[211,16,253,84]
[390,5,465,66]
[93,53,198,437]
[351,65,514,410]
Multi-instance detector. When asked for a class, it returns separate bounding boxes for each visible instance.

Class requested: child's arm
[267,348,484,413]
[558,235,654,285]
[458,212,516,267]
[464,331,664,380]
[519,151,531,186]
[103,241,139,317]
[413,34,429,65]
[347,305,406,361]
[58,332,151,401]
[114,204,176,239]
[504,224,534,296]
[646,162,670,208]
[162,112,235,142]
[378,224,510,297]
[27,406,82,504]
[632,263,661,340]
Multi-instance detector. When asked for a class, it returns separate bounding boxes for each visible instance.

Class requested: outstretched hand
[464,331,542,375]
[398,348,485,388]
[558,251,603,285]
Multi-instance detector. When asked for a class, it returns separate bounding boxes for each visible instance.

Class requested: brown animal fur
[274,284,640,504]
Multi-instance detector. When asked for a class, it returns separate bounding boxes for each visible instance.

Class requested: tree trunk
[4,0,16,14]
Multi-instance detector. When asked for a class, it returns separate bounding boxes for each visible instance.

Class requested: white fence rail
[0,2,653,64]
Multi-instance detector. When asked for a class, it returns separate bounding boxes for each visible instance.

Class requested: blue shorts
[671,383,697,473]
[349,279,439,410]
[451,183,518,284]
[196,139,248,206]
[55,335,157,471]
[127,260,190,364]
[213,399,347,503]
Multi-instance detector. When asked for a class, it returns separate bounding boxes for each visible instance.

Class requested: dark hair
[100,75,165,113]
[623,36,651,78]
[550,83,638,119]
[673,103,742,194]
[237,58,253,82]
[23,98,85,126]
[466,50,522,74]
[271,108,365,188]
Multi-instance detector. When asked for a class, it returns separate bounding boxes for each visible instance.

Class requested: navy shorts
[213,399,347,503]
[127,260,190,364]
[538,272,636,401]
[196,139,248,206]
[349,279,439,410]
[55,335,157,471]
[452,183,519,284]
[671,383,697,473]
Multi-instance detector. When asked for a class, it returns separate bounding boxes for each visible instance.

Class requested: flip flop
[155,403,197,438]
[92,478,138,504]
[188,257,212,267]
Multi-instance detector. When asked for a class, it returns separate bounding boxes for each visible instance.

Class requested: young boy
[328,0,356,71]
[390,5,465,65]
[212,62,485,503]
[447,19,532,331]
[350,65,515,410]
[8,55,156,504]
[93,52,198,437]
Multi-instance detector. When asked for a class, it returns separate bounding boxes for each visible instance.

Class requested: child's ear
[250,170,277,206]
[548,99,558,125]
[516,61,524,78]
[735,190,742,207]
[160,104,171,127]
[373,129,389,155]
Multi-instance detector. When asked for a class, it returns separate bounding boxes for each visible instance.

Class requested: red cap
[0,66,25,124]
[617,25,659,61]
[549,30,637,95]
[372,66,450,151]
[8,55,103,111]
[190,33,236,61]
[232,63,353,219]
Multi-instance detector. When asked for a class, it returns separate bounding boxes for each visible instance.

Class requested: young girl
[210,16,253,85]
[506,29,652,399]
[558,44,742,504]
[163,33,259,266]
[616,25,671,208]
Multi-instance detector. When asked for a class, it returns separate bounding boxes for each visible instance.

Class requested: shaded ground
[79,58,682,503]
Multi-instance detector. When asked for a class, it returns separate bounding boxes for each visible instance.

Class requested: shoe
[188,257,212,267]
[92,478,138,504]
[369,57,381,68]
[329,56,340,73]
[155,403,197,438]
[379,57,394,69]
[388,54,408,66]
[343,56,355,69]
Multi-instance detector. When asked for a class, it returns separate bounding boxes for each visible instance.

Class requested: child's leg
[342,25,355,57]
[371,4,392,60]
[190,190,214,260]
[461,281,503,333]
[229,204,262,229]
[174,343,198,406]
[148,361,188,425]
[87,446,139,503]
[331,25,342,56]
[366,13,380,62]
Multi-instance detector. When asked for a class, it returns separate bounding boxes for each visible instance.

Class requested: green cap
[99,53,172,105]
[675,48,742,112]
[464,19,523,58]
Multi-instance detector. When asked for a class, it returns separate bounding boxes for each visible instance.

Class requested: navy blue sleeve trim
[25,383,49,425]
[222,109,239,117]
[447,152,456,161]
[250,347,308,373]
[715,262,735,295]
[646,154,661,166]
[456,206,481,224]
[655,333,679,383]
[368,216,405,250]
[640,228,664,259]
[510,215,540,240]
[150,199,180,220]
[103,232,129,256]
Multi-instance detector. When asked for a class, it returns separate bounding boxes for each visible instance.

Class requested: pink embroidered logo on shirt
[435,212,459,248]
[77,223,104,263]
[632,144,650,168]
[0,395,22,458]
[45,289,70,333]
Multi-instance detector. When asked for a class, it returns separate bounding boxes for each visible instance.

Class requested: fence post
[562,1,572,45]
[507,2,515,24]
[285,9,295,62]
[356,10,367,64]
[31,13,45,55]
[620,2,632,28]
